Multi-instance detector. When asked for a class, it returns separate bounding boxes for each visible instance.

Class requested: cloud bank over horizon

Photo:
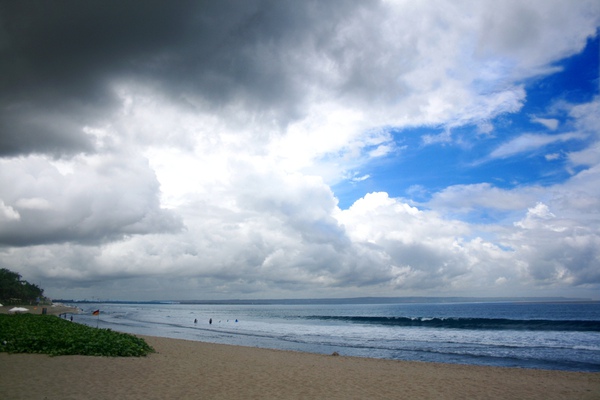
[1,1,599,300]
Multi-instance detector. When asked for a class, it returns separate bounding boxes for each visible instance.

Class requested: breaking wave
[305,316,600,332]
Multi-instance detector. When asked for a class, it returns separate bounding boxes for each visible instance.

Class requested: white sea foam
[70,301,600,372]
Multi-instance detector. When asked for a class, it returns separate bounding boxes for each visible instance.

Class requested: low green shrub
[0,314,154,357]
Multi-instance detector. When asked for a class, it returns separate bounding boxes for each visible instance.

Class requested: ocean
[68,301,600,372]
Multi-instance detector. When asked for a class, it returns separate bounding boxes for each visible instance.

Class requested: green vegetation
[0,314,155,357]
[0,268,46,305]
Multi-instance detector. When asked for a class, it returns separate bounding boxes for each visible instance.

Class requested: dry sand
[0,334,598,400]
[0,304,80,316]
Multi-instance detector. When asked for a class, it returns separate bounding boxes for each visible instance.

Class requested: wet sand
[0,334,598,399]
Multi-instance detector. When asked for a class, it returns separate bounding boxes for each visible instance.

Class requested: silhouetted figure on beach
[209,318,212,325]
[194,319,197,323]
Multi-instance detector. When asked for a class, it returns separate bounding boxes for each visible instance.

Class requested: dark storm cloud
[0,0,371,156]
[0,0,195,155]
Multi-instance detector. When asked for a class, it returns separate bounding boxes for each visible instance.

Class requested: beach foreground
[1,335,598,400]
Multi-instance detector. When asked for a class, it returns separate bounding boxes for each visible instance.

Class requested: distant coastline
[55,296,598,306]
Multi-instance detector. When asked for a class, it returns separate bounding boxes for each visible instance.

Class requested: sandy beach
[0,333,598,400]
[0,304,80,316]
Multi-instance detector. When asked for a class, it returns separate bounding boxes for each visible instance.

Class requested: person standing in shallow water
[209,318,212,325]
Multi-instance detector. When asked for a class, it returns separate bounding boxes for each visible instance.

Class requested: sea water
[69,301,600,372]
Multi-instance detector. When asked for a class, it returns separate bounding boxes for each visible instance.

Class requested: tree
[0,268,45,304]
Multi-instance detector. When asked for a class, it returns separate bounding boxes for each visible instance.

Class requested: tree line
[0,268,46,305]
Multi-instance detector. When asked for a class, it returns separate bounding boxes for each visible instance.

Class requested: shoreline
[3,307,598,373]
[1,334,599,399]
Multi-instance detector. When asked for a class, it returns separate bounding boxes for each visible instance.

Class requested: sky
[1,1,599,301]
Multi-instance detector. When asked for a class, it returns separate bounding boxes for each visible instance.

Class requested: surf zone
[305,316,600,332]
